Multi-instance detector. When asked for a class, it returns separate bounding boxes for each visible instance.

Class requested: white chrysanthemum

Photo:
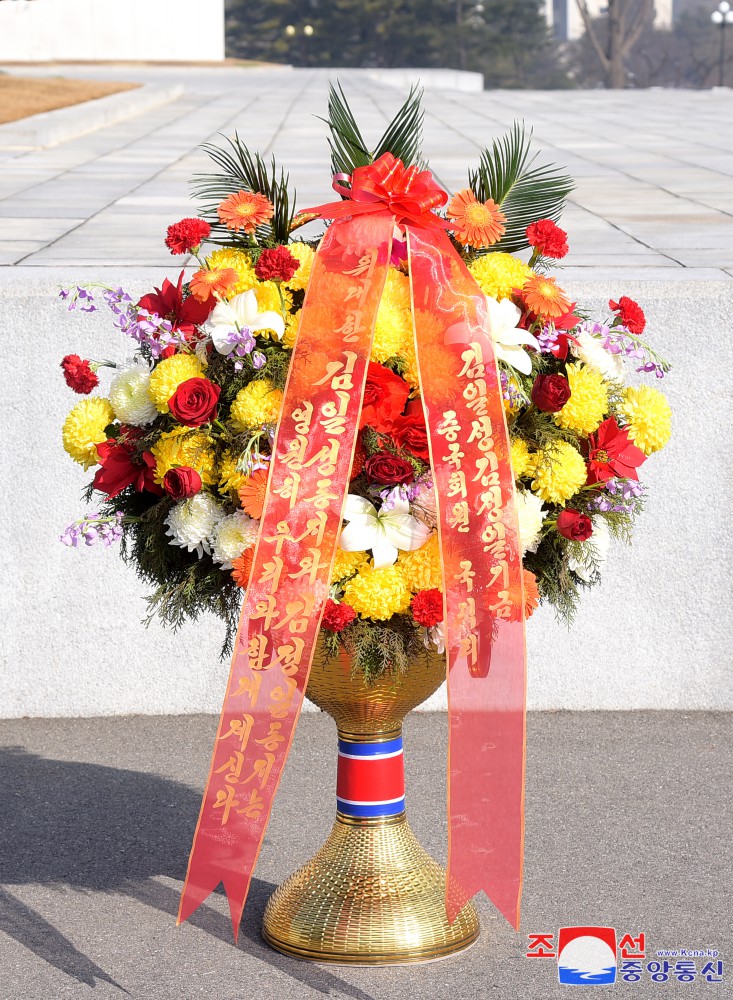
[568,517,610,583]
[570,328,624,382]
[211,511,259,569]
[515,489,547,556]
[109,364,158,426]
[165,494,224,558]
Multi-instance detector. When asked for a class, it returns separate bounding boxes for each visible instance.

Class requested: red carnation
[526,219,569,259]
[61,354,98,394]
[556,509,593,541]
[531,373,571,412]
[255,245,299,283]
[411,589,444,628]
[322,598,357,633]
[609,295,646,335]
[391,398,430,462]
[360,362,410,433]
[365,452,415,486]
[165,218,211,255]
[169,377,220,427]
[162,466,202,500]
[586,417,646,484]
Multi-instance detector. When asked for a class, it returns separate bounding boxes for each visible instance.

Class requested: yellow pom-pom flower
[218,449,246,498]
[510,437,535,480]
[618,385,672,455]
[62,397,114,469]
[206,248,257,296]
[371,270,418,388]
[285,242,315,292]
[230,379,283,430]
[283,310,300,350]
[468,252,533,301]
[554,363,609,436]
[343,564,412,620]
[531,440,587,505]
[332,548,369,583]
[151,427,217,486]
[148,354,204,413]
[396,533,442,592]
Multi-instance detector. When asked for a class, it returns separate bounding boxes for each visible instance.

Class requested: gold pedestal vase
[262,640,480,964]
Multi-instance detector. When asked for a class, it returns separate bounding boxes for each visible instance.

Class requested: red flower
[169,377,220,427]
[609,296,646,335]
[137,271,214,339]
[556,509,593,541]
[359,362,410,432]
[391,399,430,462]
[93,434,162,498]
[412,589,444,627]
[587,417,646,484]
[350,434,367,480]
[165,218,211,255]
[255,245,299,283]
[61,354,98,394]
[162,466,202,500]
[365,452,415,486]
[531,373,571,412]
[322,598,357,632]
[526,219,569,259]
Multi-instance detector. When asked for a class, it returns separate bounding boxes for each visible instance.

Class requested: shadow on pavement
[0,746,373,999]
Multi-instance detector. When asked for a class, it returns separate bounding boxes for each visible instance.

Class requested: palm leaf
[468,122,574,254]
[373,85,425,168]
[191,133,295,246]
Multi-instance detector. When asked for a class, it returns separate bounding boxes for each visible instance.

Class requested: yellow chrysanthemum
[148,354,204,413]
[618,385,672,455]
[151,427,217,486]
[230,379,283,431]
[343,564,412,620]
[554,363,609,436]
[206,248,258,296]
[62,397,114,469]
[331,548,369,583]
[285,242,315,292]
[531,440,587,506]
[253,280,293,320]
[510,438,536,480]
[396,533,442,592]
[468,252,533,301]
[371,270,418,387]
[218,449,247,498]
[283,310,300,350]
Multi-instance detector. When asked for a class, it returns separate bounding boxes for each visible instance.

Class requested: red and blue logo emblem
[558,926,618,984]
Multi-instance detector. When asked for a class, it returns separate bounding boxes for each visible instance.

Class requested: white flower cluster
[165,495,258,566]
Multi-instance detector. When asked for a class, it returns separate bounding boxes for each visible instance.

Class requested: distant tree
[574,0,654,87]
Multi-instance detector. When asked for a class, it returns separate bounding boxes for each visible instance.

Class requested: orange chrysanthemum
[446,189,506,248]
[217,190,274,233]
[189,267,240,303]
[237,467,269,520]
[521,569,540,619]
[231,547,255,589]
[522,274,572,319]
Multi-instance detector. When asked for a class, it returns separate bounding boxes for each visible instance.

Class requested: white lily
[485,296,540,376]
[203,289,285,354]
[339,494,431,568]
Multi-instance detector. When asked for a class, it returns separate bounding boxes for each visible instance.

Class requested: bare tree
[575,0,655,87]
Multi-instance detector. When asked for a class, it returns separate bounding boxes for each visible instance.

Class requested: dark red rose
[169,377,220,427]
[391,398,429,461]
[359,362,410,432]
[556,509,593,541]
[609,295,646,335]
[61,354,98,394]
[531,373,571,412]
[411,588,444,627]
[165,218,211,255]
[255,245,299,283]
[365,452,415,486]
[526,219,569,259]
[93,437,162,498]
[162,466,202,500]
[321,598,357,632]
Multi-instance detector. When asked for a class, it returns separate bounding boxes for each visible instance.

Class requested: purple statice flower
[218,326,256,371]
[536,324,561,355]
[60,512,124,548]
[599,326,667,379]
[589,478,643,514]
[378,483,419,511]
[60,286,97,313]
[252,350,266,371]
[500,369,524,409]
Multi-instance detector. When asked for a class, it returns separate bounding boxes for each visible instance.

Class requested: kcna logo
[556,927,618,985]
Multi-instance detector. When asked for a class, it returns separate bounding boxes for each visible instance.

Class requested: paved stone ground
[0,712,730,1000]
[0,64,732,278]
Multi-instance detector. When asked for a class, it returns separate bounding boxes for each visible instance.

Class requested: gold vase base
[262,814,480,966]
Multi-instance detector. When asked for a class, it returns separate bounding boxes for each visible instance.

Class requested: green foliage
[468,122,574,253]
[325,614,428,682]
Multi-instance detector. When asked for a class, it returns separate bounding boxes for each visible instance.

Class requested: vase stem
[336,729,405,822]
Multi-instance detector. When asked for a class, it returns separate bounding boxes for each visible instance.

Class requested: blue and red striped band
[336,735,405,819]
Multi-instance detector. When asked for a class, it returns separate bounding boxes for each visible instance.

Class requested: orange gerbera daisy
[231,547,255,589]
[189,267,240,303]
[218,190,274,233]
[522,274,572,319]
[521,569,540,619]
[446,189,506,248]
[237,467,269,519]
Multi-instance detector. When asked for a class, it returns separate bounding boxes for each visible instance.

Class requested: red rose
[411,588,444,627]
[61,354,98,394]
[162,466,202,500]
[391,399,429,461]
[531,373,571,412]
[93,437,162,498]
[359,362,410,432]
[168,377,220,427]
[365,452,415,486]
[526,219,569,259]
[609,296,646,335]
[322,598,357,632]
[556,509,593,541]
[165,218,211,255]
[255,245,299,283]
